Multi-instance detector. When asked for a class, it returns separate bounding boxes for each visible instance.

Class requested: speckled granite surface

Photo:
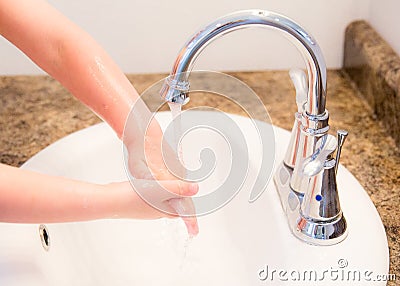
[0,70,399,283]
[344,20,400,146]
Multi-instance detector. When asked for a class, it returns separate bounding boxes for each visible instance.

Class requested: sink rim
[3,111,388,286]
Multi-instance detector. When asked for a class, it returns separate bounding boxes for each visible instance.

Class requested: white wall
[368,0,400,56]
[0,0,370,75]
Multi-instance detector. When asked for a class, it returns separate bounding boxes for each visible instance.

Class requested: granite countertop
[0,70,399,282]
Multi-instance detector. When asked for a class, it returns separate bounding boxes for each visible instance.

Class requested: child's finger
[130,179,198,209]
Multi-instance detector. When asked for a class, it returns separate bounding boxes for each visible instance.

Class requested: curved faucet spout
[160,10,347,246]
[160,9,327,116]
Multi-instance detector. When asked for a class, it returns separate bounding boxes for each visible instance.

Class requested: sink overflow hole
[39,224,50,251]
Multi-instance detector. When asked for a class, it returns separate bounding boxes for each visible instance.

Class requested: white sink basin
[0,111,388,285]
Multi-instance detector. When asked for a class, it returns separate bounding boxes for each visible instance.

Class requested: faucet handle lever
[302,134,337,177]
[335,130,348,174]
[289,68,308,112]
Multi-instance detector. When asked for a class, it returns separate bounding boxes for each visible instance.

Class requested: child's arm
[0,0,180,182]
[0,0,198,234]
[0,0,139,136]
[0,164,198,224]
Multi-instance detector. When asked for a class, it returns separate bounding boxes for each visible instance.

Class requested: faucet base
[274,162,348,246]
[292,214,348,246]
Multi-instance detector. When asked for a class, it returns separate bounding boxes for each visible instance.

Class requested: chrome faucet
[160,10,348,246]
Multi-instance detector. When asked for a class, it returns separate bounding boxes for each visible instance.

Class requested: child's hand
[123,113,199,235]
[108,180,198,235]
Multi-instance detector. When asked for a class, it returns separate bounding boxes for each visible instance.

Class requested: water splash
[159,215,195,270]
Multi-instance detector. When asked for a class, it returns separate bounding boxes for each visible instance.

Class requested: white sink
[0,111,389,285]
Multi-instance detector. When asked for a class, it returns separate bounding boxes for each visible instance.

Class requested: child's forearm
[0,0,145,137]
[0,163,198,224]
[0,163,124,222]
